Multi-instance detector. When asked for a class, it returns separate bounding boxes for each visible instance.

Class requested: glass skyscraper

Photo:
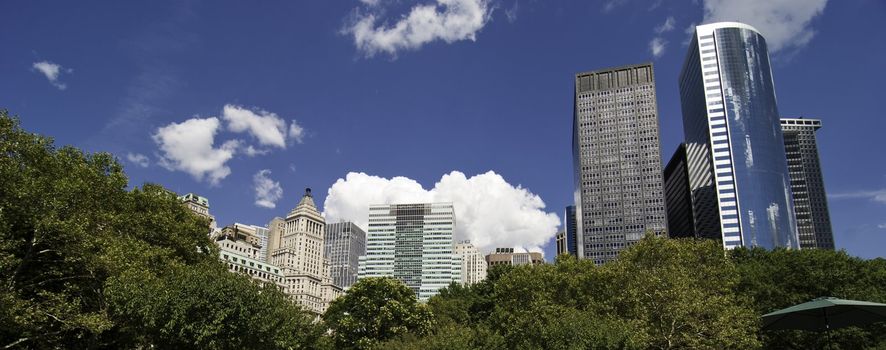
[324,222,366,289]
[573,63,668,264]
[357,203,461,301]
[678,22,799,250]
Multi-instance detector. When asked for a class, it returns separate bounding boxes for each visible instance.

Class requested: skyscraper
[564,205,578,257]
[663,143,697,238]
[454,240,487,285]
[678,22,799,250]
[268,188,340,314]
[325,222,367,289]
[781,118,835,249]
[573,63,668,264]
[358,203,461,301]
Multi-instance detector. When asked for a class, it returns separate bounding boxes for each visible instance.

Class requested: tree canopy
[0,111,321,349]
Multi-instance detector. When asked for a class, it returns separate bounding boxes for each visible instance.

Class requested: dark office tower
[565,205,578,256]
[573,63,668,264]
[679,22,799,250]
[781,118,835,250]
[663,144,696,238]
[325,222,367,288]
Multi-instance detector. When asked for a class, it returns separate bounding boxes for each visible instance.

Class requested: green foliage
[0,111,319,349]
[323,277,433,349]
[731,247,886,349]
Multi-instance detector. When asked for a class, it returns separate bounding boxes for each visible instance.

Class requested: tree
[0,111,320,348]
[731,247,886,349]
[323,277,433,349]
[603,236,760,349]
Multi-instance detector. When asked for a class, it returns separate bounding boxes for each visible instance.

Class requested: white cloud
[222,104,288,148]
[244,145,270,157]
[289,120,306,144]
[125,152,150,167]
[323,171,561,253]
[344,0,492,57]
[649,37,667,58]
[829,190,886,204]
[654,16,675,34]
[32,61,70,90]
[152,117,239,185]
[702,0,828,53]
[878,223,886,230]
[253,169,283,209]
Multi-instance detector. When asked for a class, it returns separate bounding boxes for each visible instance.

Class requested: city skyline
[4,1,885,259]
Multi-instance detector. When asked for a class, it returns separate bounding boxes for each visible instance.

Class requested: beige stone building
[268,188,341,314]
[485,248,544,267]
[454,240,487,285]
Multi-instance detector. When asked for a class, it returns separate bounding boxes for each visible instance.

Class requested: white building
[454,240,487,285]
[217,236,285,287]
[358,203,461,301]
[268,188,341,314]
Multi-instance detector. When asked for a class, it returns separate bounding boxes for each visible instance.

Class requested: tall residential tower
[573,63,668,264]
[781,118,835,249]
[678,22,799,249]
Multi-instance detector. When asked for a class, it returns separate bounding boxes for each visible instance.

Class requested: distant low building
[221,223,271,262]
[485,248,544,266]
[454,240,487,285]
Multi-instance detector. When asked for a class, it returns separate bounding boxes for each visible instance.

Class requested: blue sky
[3,0,884,259]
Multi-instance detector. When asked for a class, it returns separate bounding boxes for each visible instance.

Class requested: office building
[663,144,697,238]
[179,192,217,231]
[564,205,578,257]
[324,222,367,289]
[454,240,487,285]
[217,235,284,288]
[268,188,341,314]
[358,203,461,301]
[679,22,799,249]
[221,223,271,262]
[485,248,544,266]
[573,63,668,264]
[556,231,568,256]
[781,118,835,249]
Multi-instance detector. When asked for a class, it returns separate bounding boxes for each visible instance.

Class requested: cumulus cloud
[702,0,828,53]
[829,189,886,204]
[125,152,150,167]
[649,37,667,58]
[222,104,289,148]
[344,0,492,57]
[153,117,239,185]
[324,171,561,253]
[253,169,283,209]
[289,120,306,144]
[32,61,71,90]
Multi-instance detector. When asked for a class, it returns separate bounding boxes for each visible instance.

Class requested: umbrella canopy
[762,297,886,331]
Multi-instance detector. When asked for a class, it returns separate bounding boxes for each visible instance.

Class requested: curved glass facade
[679,22,799,250]
[714,27,799,249]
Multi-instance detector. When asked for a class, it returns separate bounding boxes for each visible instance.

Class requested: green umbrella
[762,297,886,348]
[762,297,886,331]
